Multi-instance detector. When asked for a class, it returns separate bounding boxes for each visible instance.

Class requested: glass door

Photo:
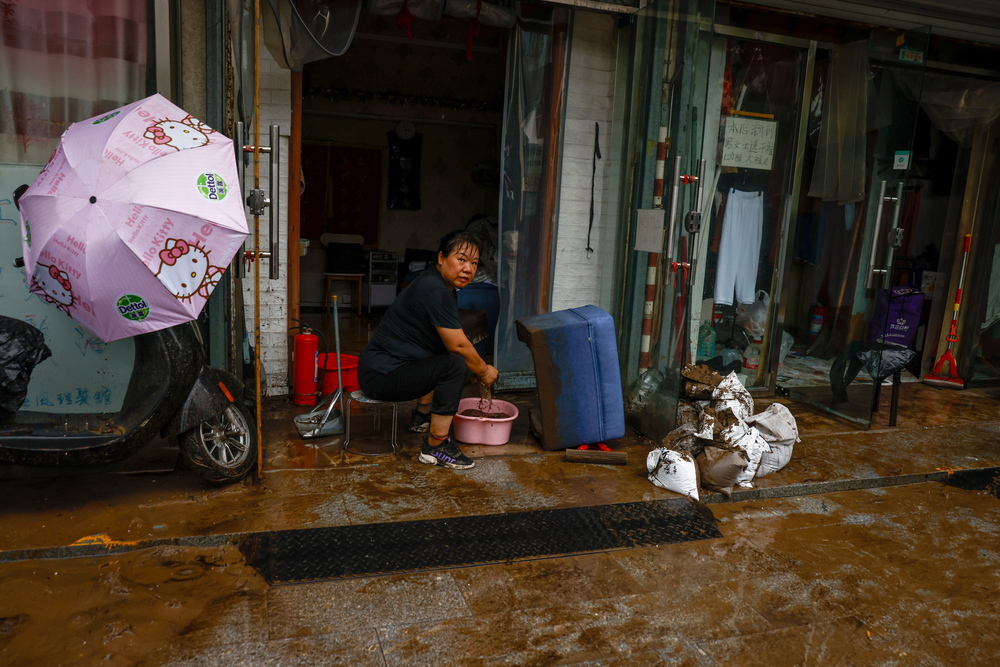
[783,28,930,427]
[958,113,1000,386]
[696,28,814,394]
[623,4,820,440]
[620,0,716,440]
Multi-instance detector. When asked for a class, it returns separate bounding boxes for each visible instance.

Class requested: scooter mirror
[12,183,28,210]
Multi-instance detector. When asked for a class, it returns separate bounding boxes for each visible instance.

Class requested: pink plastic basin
[453,397,519,446]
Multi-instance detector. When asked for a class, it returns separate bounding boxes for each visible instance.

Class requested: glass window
[0,0,151,164]
[0,0,153,413]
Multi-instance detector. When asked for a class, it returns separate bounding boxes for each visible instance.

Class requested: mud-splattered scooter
[0,185,256,485]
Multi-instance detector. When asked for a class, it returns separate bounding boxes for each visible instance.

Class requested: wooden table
[323,273,364,318]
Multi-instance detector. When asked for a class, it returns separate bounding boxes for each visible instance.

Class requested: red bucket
[318,353,360,395]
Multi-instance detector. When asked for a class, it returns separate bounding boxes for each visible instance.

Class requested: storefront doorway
[780,28,932,426]
[622,1,1000,437]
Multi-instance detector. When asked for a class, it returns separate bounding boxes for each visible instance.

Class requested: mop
[924,233,971,389]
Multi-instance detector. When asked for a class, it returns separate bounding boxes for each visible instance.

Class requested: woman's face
[438,242,480,289]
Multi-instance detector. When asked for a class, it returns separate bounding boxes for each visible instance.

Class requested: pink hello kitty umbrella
[17,94,248,342]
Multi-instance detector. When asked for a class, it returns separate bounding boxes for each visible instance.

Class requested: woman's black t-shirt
[359,267,463,374]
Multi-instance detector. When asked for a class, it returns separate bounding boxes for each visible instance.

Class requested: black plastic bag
[0,316,51,419]
[829,341,916,405]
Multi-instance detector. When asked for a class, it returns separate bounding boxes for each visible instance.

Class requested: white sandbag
[749,403,799,447]
[748,403,798,477]
[696,445,748,496]
[676,401,700,433]
[706,400,749,445]
[647,448,699,500]
[695,409,714,440]
[756,441,793,477]
[732,426,770,487]
[712,372,753,420]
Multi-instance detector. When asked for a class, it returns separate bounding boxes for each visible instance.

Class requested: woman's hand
[479,364,499,387]
[437,326,494,378]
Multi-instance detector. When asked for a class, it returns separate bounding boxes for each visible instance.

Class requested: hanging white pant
[715,188,764,306]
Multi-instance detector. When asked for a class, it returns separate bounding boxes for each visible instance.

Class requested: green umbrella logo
[197,173,228,201]
[23,219,31,247]
[92,110,121,125]
[117,294,150,321]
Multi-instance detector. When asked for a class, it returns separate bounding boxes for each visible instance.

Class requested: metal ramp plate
[238,498,721,584]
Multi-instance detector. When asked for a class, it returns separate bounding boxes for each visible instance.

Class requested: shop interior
[691,10,1000,423]
[297,7,510,334]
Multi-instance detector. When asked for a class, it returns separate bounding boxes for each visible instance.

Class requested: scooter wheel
[180,400,258,485]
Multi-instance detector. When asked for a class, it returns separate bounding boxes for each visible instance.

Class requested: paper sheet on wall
[721,116,777,171]
[634,209,665,253]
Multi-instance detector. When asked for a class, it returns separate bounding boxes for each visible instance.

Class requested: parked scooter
[0,322,257,485]
[0,189,256,485]
[0,319,257,484]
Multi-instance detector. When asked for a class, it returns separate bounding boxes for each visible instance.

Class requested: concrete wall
[551,12,619,313]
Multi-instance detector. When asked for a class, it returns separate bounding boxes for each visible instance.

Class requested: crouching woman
[357,230,498,470]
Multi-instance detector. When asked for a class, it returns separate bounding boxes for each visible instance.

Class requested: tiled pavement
[0,369,998,664]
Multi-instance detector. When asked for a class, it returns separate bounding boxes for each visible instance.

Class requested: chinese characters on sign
[26,386,114,409]
[721,116,777,171]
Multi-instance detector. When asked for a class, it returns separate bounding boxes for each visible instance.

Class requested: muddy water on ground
[0,546,267,667]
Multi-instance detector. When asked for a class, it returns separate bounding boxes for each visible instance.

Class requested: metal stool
[344,390,400,456]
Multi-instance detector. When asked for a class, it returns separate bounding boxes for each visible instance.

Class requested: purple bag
[869,285,924,348]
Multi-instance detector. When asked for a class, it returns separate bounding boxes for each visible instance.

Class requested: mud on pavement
[0,545,267,667]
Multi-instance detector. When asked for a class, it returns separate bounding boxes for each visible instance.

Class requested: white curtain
[0,0,148,164]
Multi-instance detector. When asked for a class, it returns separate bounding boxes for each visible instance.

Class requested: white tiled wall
[242,45,291,395]
[552,13,618,313]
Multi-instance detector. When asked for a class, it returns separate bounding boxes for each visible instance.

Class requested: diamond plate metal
[239,498,722,584]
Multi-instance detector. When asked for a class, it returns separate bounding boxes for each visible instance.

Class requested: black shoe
[408,408,431,433]
[418,437,474,469]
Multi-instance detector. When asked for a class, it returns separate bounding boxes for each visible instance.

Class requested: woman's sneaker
[408,409,431,433]
[419,437,475,469]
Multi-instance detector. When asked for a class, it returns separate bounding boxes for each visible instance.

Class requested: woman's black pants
[358,355,468,415]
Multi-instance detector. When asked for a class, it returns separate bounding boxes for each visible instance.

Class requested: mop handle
[332,295,344,407]
[953,234,972,308]
[946,234,972,344]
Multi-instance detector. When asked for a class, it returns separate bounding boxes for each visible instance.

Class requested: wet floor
[2,481,998,665]
[1,310,999,663]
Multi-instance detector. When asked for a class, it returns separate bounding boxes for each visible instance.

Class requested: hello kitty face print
[33,263,75,314]
[143,115,215,152]
[155,238,225,301]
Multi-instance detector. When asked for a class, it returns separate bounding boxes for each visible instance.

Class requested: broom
[924,233,971,389]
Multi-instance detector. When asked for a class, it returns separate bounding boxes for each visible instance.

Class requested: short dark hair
[438,230,482,258]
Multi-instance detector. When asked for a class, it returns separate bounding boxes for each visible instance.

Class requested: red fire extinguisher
[808,305,828,343]
[292,326,320,406]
